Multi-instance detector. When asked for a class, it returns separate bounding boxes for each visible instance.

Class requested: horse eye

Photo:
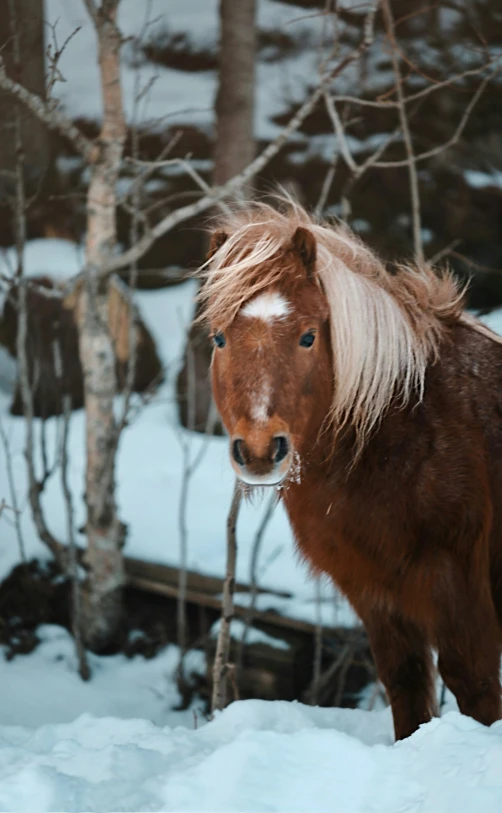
[299,332,315,348]
[213,332,226,348]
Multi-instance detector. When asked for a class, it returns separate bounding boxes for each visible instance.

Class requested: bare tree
[77,0,127,651]
[0,0,51,199]
[0,0,366,659]
[177,0,257,432]
[214,0,256,189]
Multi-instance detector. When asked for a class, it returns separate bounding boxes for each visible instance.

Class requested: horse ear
[292,226,316,278]
[207,230,229,260]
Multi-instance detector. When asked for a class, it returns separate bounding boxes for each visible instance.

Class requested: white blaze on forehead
[241,291,291,321]
[251,378,270,423]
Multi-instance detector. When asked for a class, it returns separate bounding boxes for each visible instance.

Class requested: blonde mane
[200,199,464,448]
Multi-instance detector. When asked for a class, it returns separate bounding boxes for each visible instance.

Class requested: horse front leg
[361,610,438,741]
[434,565,502,727]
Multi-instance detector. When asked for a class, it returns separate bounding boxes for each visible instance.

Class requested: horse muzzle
[230,433,293,486]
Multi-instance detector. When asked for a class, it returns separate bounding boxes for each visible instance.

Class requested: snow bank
[0,699,501,812]
[0,237,351,631]
[0,625,204,731]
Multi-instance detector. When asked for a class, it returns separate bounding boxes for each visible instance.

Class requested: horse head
[206,225,332,487]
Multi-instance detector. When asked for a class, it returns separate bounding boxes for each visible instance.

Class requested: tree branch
[0,60,94,160]
[211,481,242,714]
[382,0,423,264]
[371,74,492,168]
[101,24,380,276]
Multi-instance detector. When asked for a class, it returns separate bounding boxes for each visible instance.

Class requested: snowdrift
[0,700,501,812]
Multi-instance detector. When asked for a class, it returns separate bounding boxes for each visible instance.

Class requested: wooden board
[123,556,333,636]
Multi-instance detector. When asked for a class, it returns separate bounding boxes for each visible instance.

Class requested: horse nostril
[274,435,289,464]
[232,438,246,467]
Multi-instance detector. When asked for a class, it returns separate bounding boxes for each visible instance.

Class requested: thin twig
[382,0,423,263]
[310,578,323,705]
[8,0,66,569]
[237,490,277,671]
[371,73,494,168]
[0,59,93,160]
[331,62,493,108]
[99,6,381,277]
[0,412,26,563]
[211,481,242,714]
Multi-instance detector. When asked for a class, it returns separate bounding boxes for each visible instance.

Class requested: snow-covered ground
[2,238,502,811]
[0,2,501,809]
[0,238,353,629]
[0,698,501,812]
[0,625,204,731]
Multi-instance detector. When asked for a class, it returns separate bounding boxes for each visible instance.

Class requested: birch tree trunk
[177,0,256,431]
[79,0,126,651]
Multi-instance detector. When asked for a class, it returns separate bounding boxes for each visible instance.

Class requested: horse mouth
[236,469,289,487]
[231,453,294,488]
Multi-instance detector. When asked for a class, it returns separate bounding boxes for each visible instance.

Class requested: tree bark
[213,0,256,187]
[177,0,256,432]
[78,1,126,652]
[0,0,51,198]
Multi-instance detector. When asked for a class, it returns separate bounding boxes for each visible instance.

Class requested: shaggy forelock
[200,197,464,450]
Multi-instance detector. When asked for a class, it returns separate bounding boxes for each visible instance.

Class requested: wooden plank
[126,573,328,636]
[124,556,292,599]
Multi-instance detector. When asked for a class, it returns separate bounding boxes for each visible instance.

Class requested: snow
[3,249,502,813]
[44,0,330,141]
[0,625,204,730]
[210,618,290,651]
[0,237,346,632]
[0,698,501,812]
[1,3,501,808]
[0,238,84,286]
[2,236,502,631]
[464,170,502,190]
[3,239,502,811]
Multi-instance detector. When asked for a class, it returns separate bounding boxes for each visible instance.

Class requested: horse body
[202,199,502,741]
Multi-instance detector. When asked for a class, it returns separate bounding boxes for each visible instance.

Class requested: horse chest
[282,479,423,619]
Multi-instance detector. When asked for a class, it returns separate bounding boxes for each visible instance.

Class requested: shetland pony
[201,200,502,741]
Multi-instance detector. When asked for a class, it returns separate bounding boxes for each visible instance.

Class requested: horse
[200,198,502,742]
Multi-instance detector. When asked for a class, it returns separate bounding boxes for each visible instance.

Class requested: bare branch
[0,61,94,160]
[211,481,242,714]
[314,148,339,217]
[382,0,423,263]
[237,490,277,671]
[0,411,26,563]
[16,281,66,567]
[323,90,401,218]
[372,74,492,168]
[323,94,357,173]
[330,62,493,109]
[120,130,182,209]
[100,20,380,276]
[6,0,67,570]
[428,238,462,266]
[310,578,323,705]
